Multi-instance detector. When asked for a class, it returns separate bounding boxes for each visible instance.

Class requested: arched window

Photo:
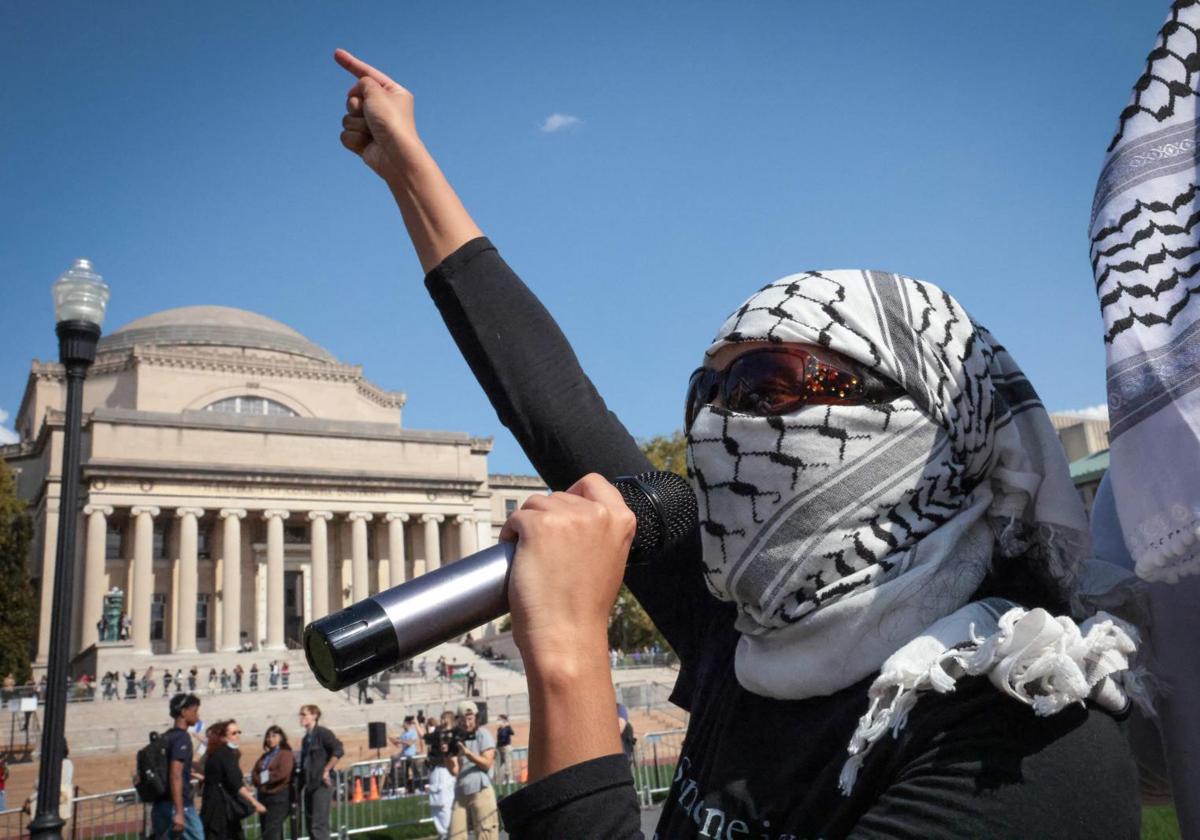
[203,396,298,417]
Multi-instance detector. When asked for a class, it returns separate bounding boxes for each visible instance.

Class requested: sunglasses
[685,346,905,432]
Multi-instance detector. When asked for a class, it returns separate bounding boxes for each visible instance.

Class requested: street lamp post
[29,259,109,840]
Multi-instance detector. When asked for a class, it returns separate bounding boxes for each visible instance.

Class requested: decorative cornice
[82,459,483,494]
[33,346,405,409]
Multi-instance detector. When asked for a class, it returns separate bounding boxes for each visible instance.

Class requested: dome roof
[98,305,335,363]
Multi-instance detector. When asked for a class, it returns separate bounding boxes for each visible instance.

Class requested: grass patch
[1142,805,1181,840]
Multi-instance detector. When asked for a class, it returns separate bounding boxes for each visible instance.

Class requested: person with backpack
[146,693,203,839]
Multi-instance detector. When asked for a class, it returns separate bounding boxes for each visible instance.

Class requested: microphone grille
[616,470,698,564]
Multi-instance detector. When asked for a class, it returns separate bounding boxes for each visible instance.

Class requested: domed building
[3,305,545,670]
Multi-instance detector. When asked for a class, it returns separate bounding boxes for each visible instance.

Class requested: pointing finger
[334,48,398,89]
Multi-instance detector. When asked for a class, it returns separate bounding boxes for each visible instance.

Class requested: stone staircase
[57,642,528,755]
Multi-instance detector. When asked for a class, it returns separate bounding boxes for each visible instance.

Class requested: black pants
[303,785,333,840]
[258,792,289,840]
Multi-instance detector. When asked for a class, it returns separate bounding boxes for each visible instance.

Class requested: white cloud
[1055,403,1109,421]
[540,113,582,133]
[0,409,17,445]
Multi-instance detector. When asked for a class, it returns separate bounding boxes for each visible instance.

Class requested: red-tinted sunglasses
[684,346,905,432]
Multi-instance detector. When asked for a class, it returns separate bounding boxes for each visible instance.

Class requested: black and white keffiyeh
[1090,0,1200,583]
[685,270,1145,793]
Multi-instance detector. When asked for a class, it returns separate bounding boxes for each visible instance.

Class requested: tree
[605,430,689,655]
[638,431,688,478]
[0,458,35,684]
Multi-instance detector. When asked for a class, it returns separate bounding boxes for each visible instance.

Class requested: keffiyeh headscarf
[1090,0,1200,583]
[685,270,1145,792]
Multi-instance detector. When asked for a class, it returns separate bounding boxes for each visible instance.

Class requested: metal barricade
[0,807,30,840]
[69,788,147,839]
[632,728,687,805]
[332,757,436,837]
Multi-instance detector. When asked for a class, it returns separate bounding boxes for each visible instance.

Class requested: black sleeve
[847,704,1140,840]
[425,237,708,664]
[499,754,642,840]
[320,727,344,760]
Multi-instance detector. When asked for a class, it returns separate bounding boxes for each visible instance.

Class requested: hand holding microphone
[503,474,637,673]
[304,471,696,690]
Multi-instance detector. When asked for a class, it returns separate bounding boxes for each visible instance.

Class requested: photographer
[424,721,459,840]
[447,701,496,840]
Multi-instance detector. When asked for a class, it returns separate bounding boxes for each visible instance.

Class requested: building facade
[1,306,546,668]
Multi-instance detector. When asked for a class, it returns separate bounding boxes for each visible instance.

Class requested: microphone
[303,471,697,690]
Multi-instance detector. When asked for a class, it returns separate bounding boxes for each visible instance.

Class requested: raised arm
[332,51,711,665]
[334,49,482,272]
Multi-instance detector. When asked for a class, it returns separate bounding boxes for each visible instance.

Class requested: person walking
[162,670,173,697]
[252,726,295,840]
[150,694,203,839]
[200,720,264,840]
[187,667,197,693]
[248,663,259,691]
[298,705,343,840]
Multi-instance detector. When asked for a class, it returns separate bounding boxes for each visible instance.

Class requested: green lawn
[1142,805,1182,840]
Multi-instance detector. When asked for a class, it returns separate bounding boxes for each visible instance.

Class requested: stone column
[348,512,373,601]
[308,511,333,621]
[421,514,444,573]
[219,509,246,652]
[456,515,478,559]
[173,508,204,653]
[385,513,408,586]
[80,504,113,649]
[263,510,289,650]
[130,506,160,654]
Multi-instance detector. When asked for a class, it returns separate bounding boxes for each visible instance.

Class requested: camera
[423,725,464,760]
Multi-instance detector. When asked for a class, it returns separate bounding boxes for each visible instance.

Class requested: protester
[200,720,264,839]
[252,725,295,840]
[150,694,203,839]
[334,48,1145,839]
[298,704,343,840]
[493,715,514,786]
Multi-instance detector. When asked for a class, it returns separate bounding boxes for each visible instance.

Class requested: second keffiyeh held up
[684,269,1146,792]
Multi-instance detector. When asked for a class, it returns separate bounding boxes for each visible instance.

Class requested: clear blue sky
[0,2,1166,473]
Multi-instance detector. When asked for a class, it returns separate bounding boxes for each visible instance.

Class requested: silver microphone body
[303,471,696,691]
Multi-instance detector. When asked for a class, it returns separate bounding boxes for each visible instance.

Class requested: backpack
[134,730,172,802]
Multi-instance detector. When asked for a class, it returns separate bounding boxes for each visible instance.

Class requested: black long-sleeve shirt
[426,237,1140,840]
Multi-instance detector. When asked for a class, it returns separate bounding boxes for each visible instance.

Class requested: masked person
[335,50,1146,839]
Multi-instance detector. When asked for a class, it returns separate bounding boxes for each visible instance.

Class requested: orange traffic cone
[351,776,364,803]
[367,775,380,801]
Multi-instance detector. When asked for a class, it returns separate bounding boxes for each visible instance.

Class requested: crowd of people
[142,693,343,840]
[137,690,521,840]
